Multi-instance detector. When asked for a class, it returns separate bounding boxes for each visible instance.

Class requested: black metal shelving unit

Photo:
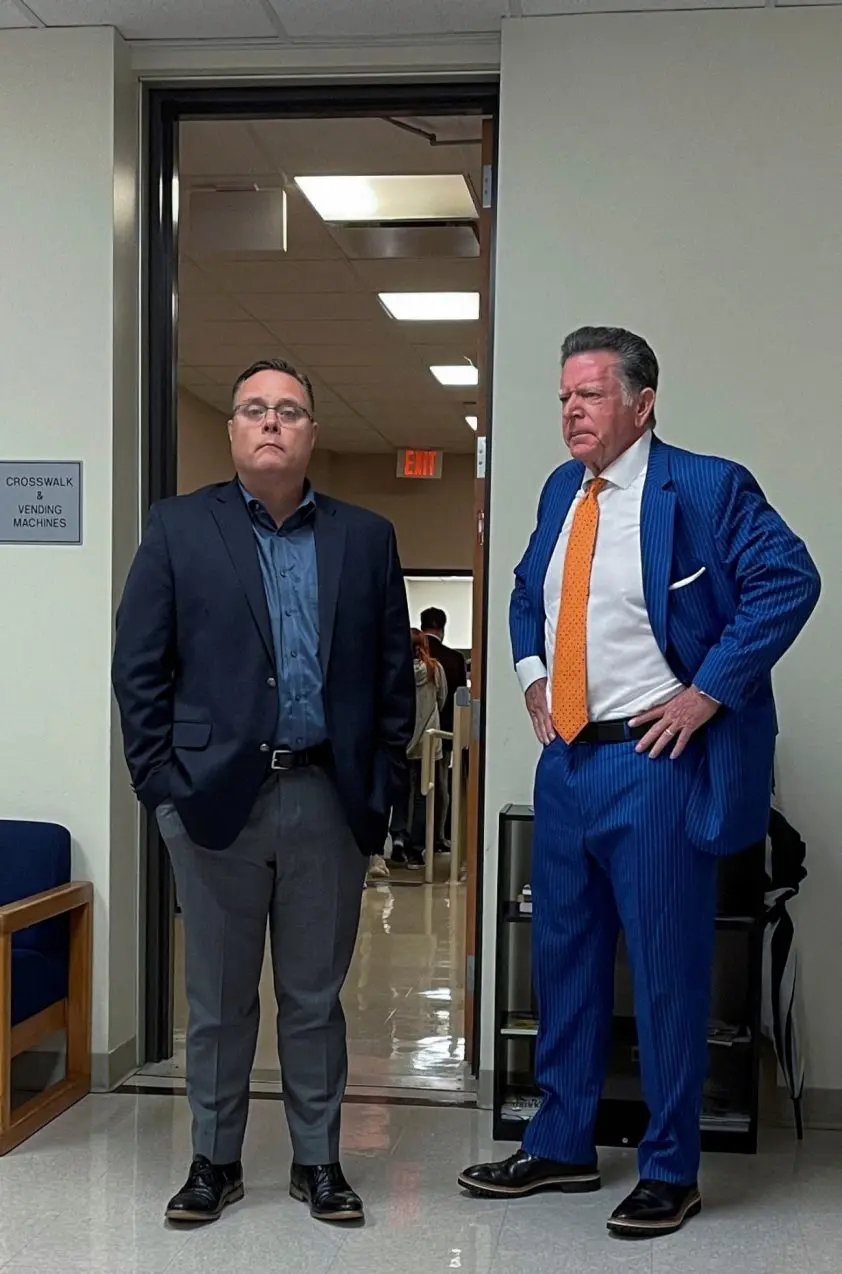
[493,804,764,1154]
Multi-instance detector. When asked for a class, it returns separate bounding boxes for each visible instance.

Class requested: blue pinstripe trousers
[522,736,718,1185]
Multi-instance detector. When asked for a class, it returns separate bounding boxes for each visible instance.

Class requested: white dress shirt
[517,431,684,722]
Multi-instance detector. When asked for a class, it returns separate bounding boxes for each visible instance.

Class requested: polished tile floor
[0,1093,839,1273]
[150,875,471,1095]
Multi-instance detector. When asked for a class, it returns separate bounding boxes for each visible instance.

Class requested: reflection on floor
[154,878,470,1095]
[2,1093,839,1273]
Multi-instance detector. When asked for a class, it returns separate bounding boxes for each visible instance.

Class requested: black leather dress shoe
[165,1156,244,1223]
[607,1179,701,1238]
[290,1163,364,1223]
[458,1148,601,1198]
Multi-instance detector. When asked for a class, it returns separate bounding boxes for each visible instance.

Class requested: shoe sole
[607,1193,702,1239]
[457,1173,601,1199]
[289,1183,364,1223]
[165,1182,244,1224]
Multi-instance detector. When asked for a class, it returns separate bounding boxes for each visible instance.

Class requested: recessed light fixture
[430,365,479,387]
[378,292,480,322]
[465,416,478,431]
[294,174,476,224]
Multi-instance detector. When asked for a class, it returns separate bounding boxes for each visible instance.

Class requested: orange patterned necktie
[551,478,607,743]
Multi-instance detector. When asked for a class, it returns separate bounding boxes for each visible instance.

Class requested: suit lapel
[314,499,346,677]
[209,482,274,660]
[640,436,676,656]
[534,463,584,593]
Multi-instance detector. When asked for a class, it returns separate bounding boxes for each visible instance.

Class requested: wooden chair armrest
[0,882,93,936]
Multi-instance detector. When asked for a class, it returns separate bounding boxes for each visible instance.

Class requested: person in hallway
[390,630,447,867]
[112,357,414,1227]
[420,606,468,850]
[459,327,820,1236]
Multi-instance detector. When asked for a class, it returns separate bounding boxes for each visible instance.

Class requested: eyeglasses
[233,401,313,428]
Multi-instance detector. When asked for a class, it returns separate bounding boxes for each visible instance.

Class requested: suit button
[267,676,277,688]
[259,743,270,753]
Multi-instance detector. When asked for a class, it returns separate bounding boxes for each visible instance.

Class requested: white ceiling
[3,1,829,42]
[0,0,513,40]
[179,115,485,454]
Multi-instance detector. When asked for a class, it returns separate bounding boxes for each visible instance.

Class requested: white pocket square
[669,566,707,592]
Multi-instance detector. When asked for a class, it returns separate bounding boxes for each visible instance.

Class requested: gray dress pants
[156,767,367,1166]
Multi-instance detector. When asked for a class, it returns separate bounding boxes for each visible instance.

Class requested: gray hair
[561,326,658,427]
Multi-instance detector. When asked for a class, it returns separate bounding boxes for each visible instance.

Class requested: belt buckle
[270,749,295,772]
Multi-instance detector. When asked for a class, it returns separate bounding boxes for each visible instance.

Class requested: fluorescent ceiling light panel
[465,416,478,431]
[430,365,479,387]
[379,292,480,322]
[294,175,476,223]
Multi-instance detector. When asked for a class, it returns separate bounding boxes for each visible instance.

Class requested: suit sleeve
[111,504,176,811]
[377,525,415,760]
[435,661,448,710]
[692,466,821,712]
[510,476,552,691]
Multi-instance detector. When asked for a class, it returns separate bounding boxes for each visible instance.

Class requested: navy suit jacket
[511,437,821,856]
[112,480,415,854]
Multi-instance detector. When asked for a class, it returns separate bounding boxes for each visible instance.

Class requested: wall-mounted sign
[0,461,82,545]
[397,448,443,480]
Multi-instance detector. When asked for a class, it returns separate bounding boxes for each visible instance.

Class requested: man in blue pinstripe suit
[460,327,820,1237]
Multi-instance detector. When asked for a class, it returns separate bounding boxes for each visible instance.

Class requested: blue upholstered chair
[0,820,93,1154]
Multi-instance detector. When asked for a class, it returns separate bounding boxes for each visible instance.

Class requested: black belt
[574,719,649,745]
[268,742,331,772]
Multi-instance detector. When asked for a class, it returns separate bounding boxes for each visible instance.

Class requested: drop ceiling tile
[178,366,215,389]
[290,345,409,370]
[178,319,273,348]
[267,0,507,39]
[303,366,431,388]
[254,117,483,181]
[264,320,390,346]
[180,122,276,181]
[352,258,482,292]
[179,258,225,295]
[237,292,383,323]
[178,289,254,323]
[189,384,234,414]
[400,321,481,347]
[0,1,36,27]
[28,1,280,39]
[207,259,360,294]
[192,364,264,388]
[401,342,479,366]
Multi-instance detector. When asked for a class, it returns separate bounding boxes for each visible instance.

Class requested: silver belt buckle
[270,749,295,772]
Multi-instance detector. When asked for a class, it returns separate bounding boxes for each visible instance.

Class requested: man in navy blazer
[460,328,819,1236]
[113,358,414,1227]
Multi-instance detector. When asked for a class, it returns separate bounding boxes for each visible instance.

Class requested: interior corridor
[143,876,471,1097]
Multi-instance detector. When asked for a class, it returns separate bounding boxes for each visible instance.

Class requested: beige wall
[177,391,474,571]
[489,6,842,1097]
[177,389,233,492]
[0,27,139,1084]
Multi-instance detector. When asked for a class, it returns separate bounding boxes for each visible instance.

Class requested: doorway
[141,83,498,1100]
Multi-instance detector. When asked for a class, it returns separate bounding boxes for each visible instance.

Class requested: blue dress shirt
[240,482,326,749]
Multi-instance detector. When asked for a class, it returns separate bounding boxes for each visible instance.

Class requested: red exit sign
[397,449,443,480]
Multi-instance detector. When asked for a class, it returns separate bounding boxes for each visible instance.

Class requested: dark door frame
[142,78,499,1067]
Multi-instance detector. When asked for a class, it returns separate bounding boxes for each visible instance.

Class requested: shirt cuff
[516,656,548,695]
[692,684,721,707]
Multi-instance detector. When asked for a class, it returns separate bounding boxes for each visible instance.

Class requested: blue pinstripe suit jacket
[511,436,821,856]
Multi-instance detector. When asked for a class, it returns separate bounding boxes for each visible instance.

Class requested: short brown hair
[232,358,315,414]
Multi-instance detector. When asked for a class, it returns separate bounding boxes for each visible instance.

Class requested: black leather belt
[574,720,649,745]
[269,742,331,772]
